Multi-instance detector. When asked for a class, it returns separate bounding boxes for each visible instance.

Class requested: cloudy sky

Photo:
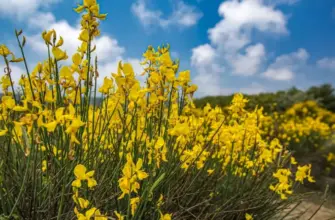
[0,0,334,97]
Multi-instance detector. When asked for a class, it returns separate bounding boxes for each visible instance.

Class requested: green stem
[3,57,17,103]
[9,128,34,218]
[15,31,35,100]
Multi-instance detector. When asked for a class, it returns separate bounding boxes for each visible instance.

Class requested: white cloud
[229,43,265,76]
[27,15,125,64]
[191,0,289,96]
[28,12,56,29]
[240,82,265,94]
[193,72,224,96]
[262,48,309,81]
[263,68,294,81]
[95,36,125,62]
[0,0,145,91]
[170,1,203,27]
[191,44,216,67]
[209,0,287,52]
[191,44,225,96]
[8,65,26,86]
[131,0,202,29]
[0,0,61,20]
[317,57,335,70]
[14,7,140,90]
[131,0,162,27]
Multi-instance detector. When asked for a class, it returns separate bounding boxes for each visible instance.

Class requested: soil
[282,192,335,220]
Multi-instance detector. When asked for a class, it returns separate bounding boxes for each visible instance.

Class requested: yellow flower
[99,77,113,94]
[114,211,124,220]
[0,44,11,56]
[290,156,297,165]
[160,213,172,220]
[45,89,56,103]
[0,129,8,136]
[0,76,11,91]
[79,29,90,42]
[84,0,97,7]
[74,5,86,13]
[207,169,214,175]
[42,160,47,172]
[130,197,140,215]
[44,121,58,132]
[66,118,86,144]
[122,63,135,78]
[72,53,82,66]
[13,100,28,112]
[56,36,64,47]
[2,96,15,109]
[270,168,293,200]
[66,118,86,133]
[134,158,149,180]
[155,137,165,149]
[72,164,97,188]
[178,70,190,84]
[9,55,24,63]
[75,207,101,220]
[52,46,68,61]
[245,213,253,220]
[169,122,190,137]
[59,66,73,80]
[327,153,335,162]
[118,154,148,199]
[42,29,55,44]
[78,197,90,209]
[94,209,108,220]
[295,164,315,183]
[157,194,164,207]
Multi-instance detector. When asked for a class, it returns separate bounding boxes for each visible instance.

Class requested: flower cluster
[72,164,106,220]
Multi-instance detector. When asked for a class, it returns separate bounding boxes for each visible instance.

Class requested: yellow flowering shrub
[262,100,335,154]
[0,0,321,219]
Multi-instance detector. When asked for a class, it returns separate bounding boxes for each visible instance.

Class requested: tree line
[194,84,335,113]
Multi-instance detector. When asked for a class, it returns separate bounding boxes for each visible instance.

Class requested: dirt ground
[282,192,335,220]
[283,202,335,220]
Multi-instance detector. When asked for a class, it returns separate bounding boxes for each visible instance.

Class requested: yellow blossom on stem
[72,164,97,188]
[245,213,253,220]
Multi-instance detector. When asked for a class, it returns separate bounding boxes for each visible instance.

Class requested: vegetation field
[0,0,334,219]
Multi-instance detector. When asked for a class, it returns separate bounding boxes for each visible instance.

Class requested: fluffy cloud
[239,82,265,94]
[262,48,309,80]
[191,0,288,96]
[27,12,125,66]
[263,68,294,81]
[14,6,140,88]
[0,0,61,20]
[317,57,335,70]
[191,44,216,67]
[28,12,56,29]
[8,65,26,87]
[208,0,287,52]
[131,0,203,29]
[229,43,266,76]
[191,44,225,96]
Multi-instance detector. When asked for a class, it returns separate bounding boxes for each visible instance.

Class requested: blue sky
[0,0,335,96]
